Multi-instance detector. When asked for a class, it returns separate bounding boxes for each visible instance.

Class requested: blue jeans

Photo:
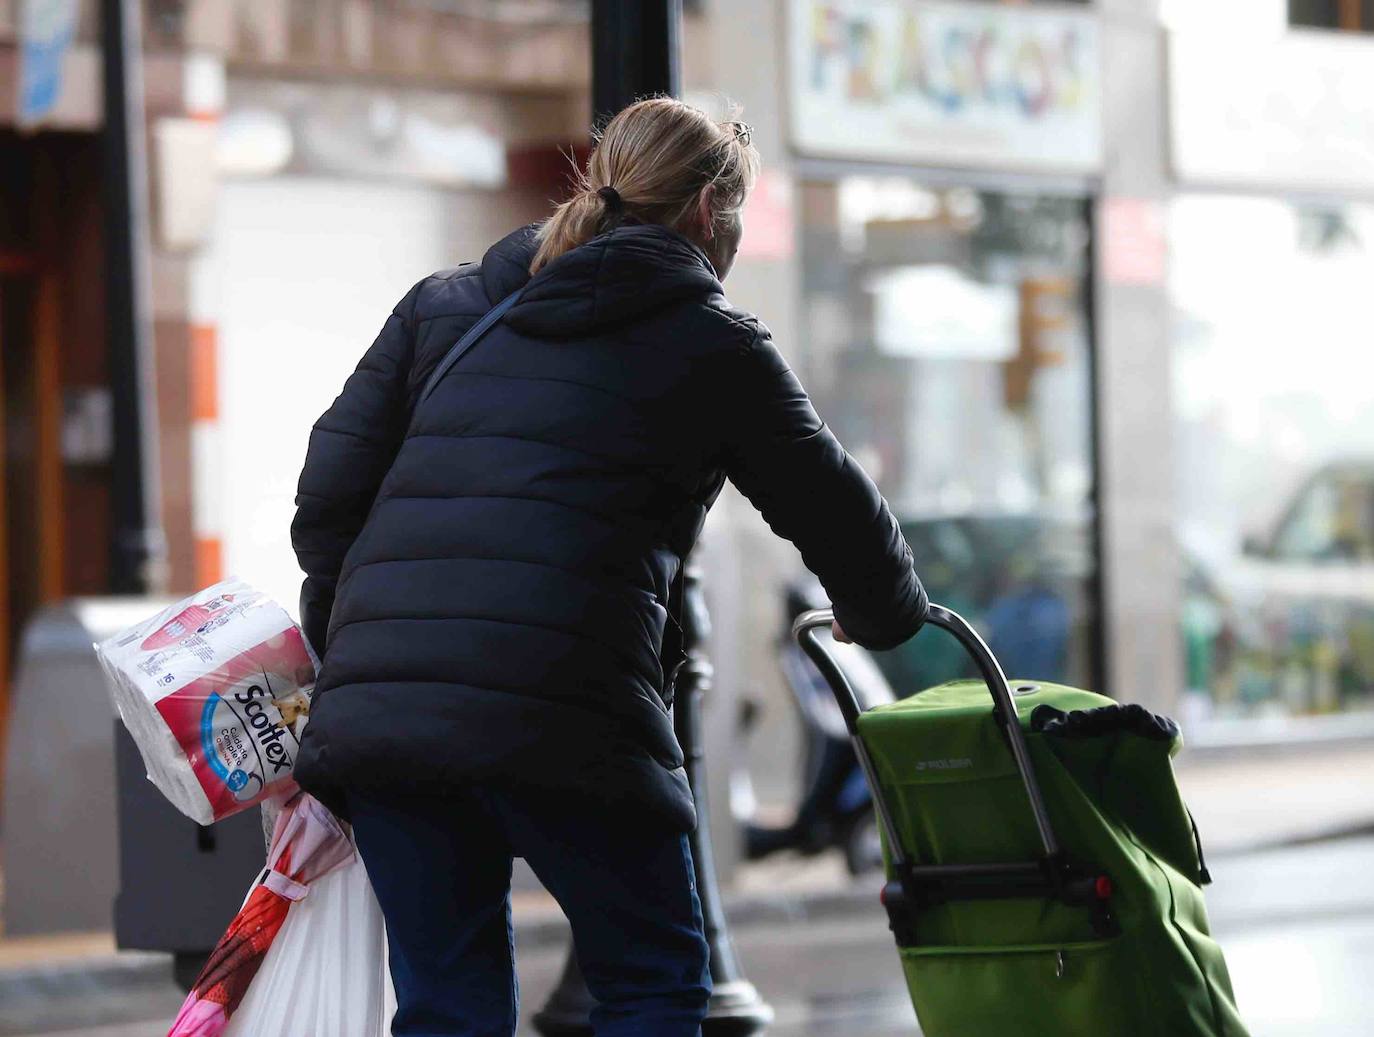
[348,785,711,1037]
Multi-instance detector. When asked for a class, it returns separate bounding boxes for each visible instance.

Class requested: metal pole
[534,4,772,1031]
[591,0,681,125]
[102,0,165,593]
[671,561,774,1032]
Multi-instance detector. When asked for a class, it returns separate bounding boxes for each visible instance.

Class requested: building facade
[0,0,591,738]
[1164,0,1374,741]
[3,0,1372,854]
[696,0,1374,832]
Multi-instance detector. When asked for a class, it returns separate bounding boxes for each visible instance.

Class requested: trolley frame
[792,605,1116,944]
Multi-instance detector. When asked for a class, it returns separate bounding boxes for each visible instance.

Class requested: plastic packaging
[95,579,317,824]
[223,847,394,1037]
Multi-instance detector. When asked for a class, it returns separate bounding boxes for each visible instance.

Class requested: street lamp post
[671,561,775,1032]
[101,0,165,593]
[533,3,773,1033]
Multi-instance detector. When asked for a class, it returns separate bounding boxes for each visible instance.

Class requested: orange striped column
[188,316,222,587]
[186,53,225,588]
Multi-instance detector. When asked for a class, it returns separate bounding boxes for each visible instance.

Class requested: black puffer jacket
[291,223,926,831]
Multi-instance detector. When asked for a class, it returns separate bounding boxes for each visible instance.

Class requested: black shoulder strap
[416,288,524,407]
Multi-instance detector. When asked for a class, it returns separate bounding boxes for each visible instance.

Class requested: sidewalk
[1175,742,1374,855]
[3,739,1372,1021]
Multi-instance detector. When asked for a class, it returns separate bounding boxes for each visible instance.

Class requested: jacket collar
[482,222,722,336]
[480,223,542,304]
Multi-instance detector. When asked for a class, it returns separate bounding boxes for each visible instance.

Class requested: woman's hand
[832,620,853,644]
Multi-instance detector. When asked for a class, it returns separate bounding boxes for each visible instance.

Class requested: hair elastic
[597,185,624,212]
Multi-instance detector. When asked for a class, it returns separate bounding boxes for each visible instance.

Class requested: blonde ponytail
[529,184,604,276]
[530,97,760,275]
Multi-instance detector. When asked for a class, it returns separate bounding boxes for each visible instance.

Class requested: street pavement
[4,835,1373,1037]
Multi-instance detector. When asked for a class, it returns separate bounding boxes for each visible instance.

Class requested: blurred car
[871,474,1374,721]
[1225,460,1374,714]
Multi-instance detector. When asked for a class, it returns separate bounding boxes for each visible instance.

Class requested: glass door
[799,175,1098,693]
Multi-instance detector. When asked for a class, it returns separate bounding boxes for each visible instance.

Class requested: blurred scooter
[731,579,898,875]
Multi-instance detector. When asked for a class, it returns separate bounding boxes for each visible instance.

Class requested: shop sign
[17,0,79,126]
[788,0,1102,173]
[1100,197,1166,288]
[1170,30,1374,195]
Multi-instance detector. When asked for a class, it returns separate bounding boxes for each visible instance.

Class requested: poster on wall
[17,0,79,126]
[788,0,1103,174]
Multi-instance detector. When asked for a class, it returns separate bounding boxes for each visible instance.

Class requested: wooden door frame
[33,149,65,604]
[0,270,8,744]
[0,148,67,756]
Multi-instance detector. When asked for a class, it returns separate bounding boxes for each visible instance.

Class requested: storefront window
[800,176,1098,693]
[1171,196,1374,722]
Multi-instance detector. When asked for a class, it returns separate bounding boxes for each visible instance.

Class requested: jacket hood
[481,222,723,337]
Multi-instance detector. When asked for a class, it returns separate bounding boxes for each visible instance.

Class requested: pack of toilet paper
[96,580,318,825]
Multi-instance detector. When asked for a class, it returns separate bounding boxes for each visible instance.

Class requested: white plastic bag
[224,851,396,1036]
[95,579,317,824]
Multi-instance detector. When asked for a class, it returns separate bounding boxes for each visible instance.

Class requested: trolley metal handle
[792,604,1061,863]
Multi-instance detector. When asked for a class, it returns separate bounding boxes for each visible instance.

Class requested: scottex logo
[235,683,294,775]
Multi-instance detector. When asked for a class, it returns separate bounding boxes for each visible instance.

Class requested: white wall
[213,176,528,614]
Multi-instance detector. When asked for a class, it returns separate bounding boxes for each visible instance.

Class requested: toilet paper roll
[95,580,318,825]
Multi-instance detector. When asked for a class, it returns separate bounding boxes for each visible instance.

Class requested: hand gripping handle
[792,604,1061,860]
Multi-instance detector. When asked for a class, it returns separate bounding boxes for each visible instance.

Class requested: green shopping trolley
[793,604,1249,1037]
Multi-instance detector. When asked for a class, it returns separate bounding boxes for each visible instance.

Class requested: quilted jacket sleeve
[291,281,423,657]
[719,323,928,650]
